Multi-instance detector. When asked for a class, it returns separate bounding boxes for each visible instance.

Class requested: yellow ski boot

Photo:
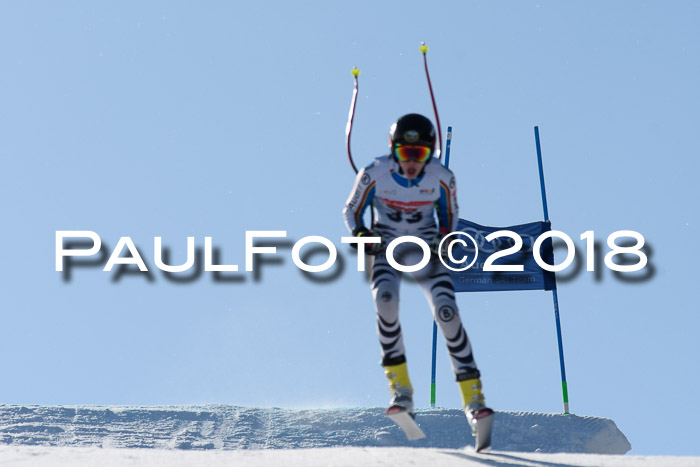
[384,360,414,415]
[383,358,425,440]
[458,375,486,411]
[457,370,494,451]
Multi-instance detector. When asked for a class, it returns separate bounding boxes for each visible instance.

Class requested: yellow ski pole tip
[420,44,428,54]
[351,67,360,77]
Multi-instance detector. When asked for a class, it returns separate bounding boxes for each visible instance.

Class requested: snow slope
[3,445,700,467]
[0,405,629,453]
[4,406,700,466]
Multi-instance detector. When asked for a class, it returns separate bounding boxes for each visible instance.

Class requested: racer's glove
[430,231,450,258]
[352,227,385,256]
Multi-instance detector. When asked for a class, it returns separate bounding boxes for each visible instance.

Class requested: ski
[386,406,425,440]
[466,407,494,452]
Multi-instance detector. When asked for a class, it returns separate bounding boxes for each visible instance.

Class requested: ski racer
[342,113,492,422]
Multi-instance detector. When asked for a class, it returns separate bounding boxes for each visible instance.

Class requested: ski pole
[420,43,443,160]
[346,67,360,174]
[345,67,375,227]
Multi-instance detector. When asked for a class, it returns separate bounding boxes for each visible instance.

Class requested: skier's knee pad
[433,301,459,324]
[373,284,399,306]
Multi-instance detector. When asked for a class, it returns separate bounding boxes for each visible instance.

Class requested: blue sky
[1,0,698,456]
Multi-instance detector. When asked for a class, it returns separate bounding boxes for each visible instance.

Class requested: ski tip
[472,410,494,453]
[473,408,495,420]
[419,43,429,54]
[351,67,360,78]
[385,406,407,416]
[386,407,426,441]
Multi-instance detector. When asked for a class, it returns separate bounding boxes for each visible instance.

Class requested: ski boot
[384,358,414,416]
[383,357,425,440]
[457,369,494,451]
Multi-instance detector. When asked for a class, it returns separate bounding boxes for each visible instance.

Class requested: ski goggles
[393,144,433,163]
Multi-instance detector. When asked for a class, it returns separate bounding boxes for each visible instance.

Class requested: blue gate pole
[430,126,453,408]
[534,126,570,414]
